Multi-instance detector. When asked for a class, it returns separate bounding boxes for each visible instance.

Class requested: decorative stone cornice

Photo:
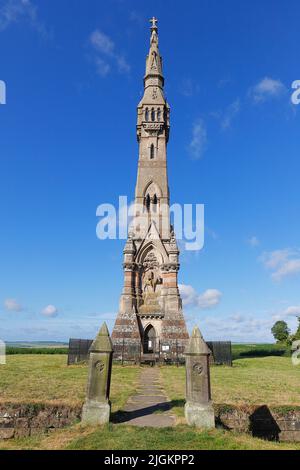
[137,312,164,320]
[161,263,180,273]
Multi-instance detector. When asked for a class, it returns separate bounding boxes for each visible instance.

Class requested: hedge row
[6,347,69,355]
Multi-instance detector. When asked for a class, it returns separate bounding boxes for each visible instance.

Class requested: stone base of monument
[81,400,110,425]
[185,402,215,429]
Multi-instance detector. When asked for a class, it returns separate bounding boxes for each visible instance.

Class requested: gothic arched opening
[143,324,156,353]
[145,194,151,211]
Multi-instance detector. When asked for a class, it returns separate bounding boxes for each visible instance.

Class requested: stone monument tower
[112,18,189,356]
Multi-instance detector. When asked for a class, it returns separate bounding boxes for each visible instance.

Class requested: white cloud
[198,313,274,342]
[250,77,286,103]
[0,0,47,36]
[95,57,110,77]
[189,119,207,159]
[179,284,198,306]
[221,99,240,130]
[89,29,130,77]
[247,236,260,247]
[41,305,58,318]
[198,289,222,309]
[2,311,117,342]
[261,248,300,281]
[4,298,23,312]
[179,284,222,310]
[116,55,130,74]
[283,306,300,317]
[90,30,115,56]
[229,313,245,323]
[271,305,300,326]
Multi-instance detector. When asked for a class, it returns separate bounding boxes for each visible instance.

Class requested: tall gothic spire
[112,18,189,358]
[144,16,164,89]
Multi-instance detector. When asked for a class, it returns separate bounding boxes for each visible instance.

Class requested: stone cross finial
[150,16,158,29]
[184,326,215,429]
[81,322,114,425]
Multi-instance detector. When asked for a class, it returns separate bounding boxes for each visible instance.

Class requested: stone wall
[216,404,300,442]
[0,403,81,439]
[1,402,300,442]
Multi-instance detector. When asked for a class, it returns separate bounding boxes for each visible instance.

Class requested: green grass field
[161,357,300,416]
[1,353,298,408]
[231,343,290,359]
[2,424,300,451]
[0,347,299,450]
[0,355,139,410]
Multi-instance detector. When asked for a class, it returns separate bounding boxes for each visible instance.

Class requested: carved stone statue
[143,270,155,293]
[143,269,162,293]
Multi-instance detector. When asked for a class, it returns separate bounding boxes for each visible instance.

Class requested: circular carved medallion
[192,363,203,375]
[94,360,105,373]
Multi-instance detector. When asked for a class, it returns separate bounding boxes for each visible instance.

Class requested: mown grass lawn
[0,352,300,450]
[161,356,300,416]
[1,423,300,450]
[0,355,140,412]
[1,354,299,409]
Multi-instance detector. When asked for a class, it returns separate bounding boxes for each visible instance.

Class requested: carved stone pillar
[184,326,215,429]
[82,323,113,425]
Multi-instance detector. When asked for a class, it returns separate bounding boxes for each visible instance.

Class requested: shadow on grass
[249,405,281,441]
[112,399,185,424]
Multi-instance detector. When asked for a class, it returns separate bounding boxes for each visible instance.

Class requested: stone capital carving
[123,262,136,271]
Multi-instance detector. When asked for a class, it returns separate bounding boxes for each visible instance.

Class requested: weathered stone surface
[81,401,110,426]
[121,368,175,427]
[81,323,113,426]
[185,326,215,429]
[185,402,215,429]
[0,403,82,440]
[15,429,30,438]
[0,428,14,439]
[0,417,14,427]
[215,405,300,441]
[280,430,300,441]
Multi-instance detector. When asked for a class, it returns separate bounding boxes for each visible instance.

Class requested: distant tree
[294,317,300,340]
[289,317,300,344]
[271,320,290,343]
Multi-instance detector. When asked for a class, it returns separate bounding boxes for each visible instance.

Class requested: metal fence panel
[67,338,93,365]
[67,337,232,366]
[206,341,232,366]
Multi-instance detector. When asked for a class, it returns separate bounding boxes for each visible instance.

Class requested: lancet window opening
[145,194,151,212]
[153,194,158,212]
[150,143,155,159]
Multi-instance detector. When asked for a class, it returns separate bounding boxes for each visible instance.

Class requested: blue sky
[0,0,300,343]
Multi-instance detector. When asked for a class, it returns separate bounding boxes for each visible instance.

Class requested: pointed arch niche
[143,181,162,213]
[143,324,156,353]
